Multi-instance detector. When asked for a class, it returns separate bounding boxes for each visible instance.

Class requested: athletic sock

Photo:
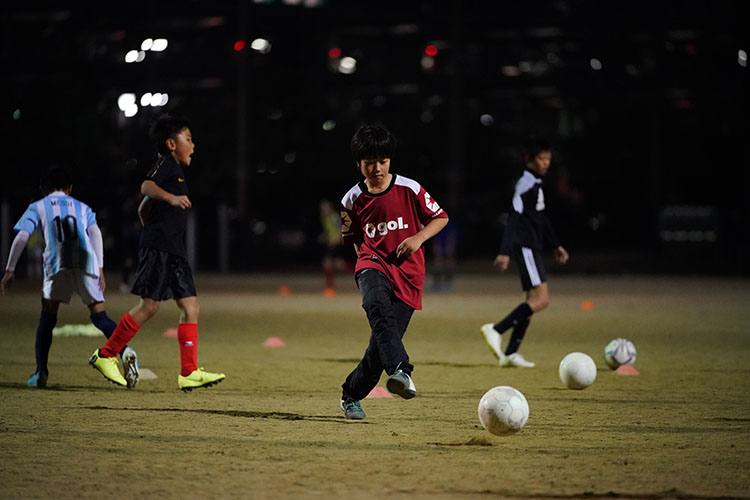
[493,302,533,334]
[504,317,531,355]
[177,323,198,376]
[91,310,131,357]
[35,312,57,374]
[100,313,140,358]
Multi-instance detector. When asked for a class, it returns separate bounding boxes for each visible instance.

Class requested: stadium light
[140,93,152,106]
[234,40,246,51]
[251,38,271,54]
[151,38,168,52]
[590,58,602,70]
[739,49,747,67]
[141,38,153,51]
[124,50,138,63]
[338,56,357,74]
[118,93,136,111]
[328,47,342,59]
[425,44,438,57]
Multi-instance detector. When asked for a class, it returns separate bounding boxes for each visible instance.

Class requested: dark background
[3,1,749,275]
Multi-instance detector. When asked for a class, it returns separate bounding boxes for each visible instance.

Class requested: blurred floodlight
[140,93,152,106]
[421,55,435,70]
[502,65,521,77]
[141,38,153,51]
[739,49,747,67]
[159,93,169,106]
[251,38,271,54]
[234,40,246,51]
[338,56,357,74]
[118,93,136,111]
[425,44,438,57]
[125,50,140,63]
[322,119,336,131]
[519,61,531,72]
[480,114,494,126]
[13,109,21,120]
[284,152,296,164]
[136,50,146,62]
[124,105,138,118]
[590,58,602,70]
[150,93,163,107]
[151,39,168,52]
[328,47,342,59]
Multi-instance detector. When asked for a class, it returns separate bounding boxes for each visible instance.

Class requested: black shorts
[131,248,197,301]
[512,246,548,291]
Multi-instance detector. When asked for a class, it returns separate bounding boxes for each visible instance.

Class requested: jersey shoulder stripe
[341,183,363,210]
[394,175,421,195]
[512,171,540,213]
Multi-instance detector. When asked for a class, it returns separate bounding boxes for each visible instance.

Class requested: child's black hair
[149,114,191,155]
[40,165,72,193]
[350,125,396,164]
[522,136,552,160]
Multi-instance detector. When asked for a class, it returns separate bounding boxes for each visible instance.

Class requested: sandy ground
[1,273,749,499]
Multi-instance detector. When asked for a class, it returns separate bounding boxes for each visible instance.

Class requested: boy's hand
[493,254,510,272]
[1,270,14,295]
[396,235,424,259]
[98,268,106,293]
[170,195,192,210]
[554,246,569,264]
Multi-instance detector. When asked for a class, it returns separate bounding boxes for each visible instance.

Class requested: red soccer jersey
[340,174,448,310]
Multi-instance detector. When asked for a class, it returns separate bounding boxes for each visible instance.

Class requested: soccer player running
[1,166,139,388]
[481,137,569,368]
[339,125,449,420]
[88,115,225,391]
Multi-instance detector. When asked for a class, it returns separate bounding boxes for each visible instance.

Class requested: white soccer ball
[604,337,637,369]
[559,352,597,390]
[477,385,529,436]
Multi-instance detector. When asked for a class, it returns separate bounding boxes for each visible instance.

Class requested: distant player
[339,125,449,420]
[88,114,225,391]
[481,137,569,367]
[1,166,139,388]
[318,198,353,296]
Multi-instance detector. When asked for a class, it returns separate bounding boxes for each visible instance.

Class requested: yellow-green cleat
[178,368,225,392]
[89,349,127,387]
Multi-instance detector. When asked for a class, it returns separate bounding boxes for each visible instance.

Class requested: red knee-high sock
[100,313,140,358]
[177,323,198,376]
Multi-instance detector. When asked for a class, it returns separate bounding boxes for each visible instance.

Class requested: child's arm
[86,224,106,293]
[396,217,449,259]
[1,230,30,295]
[141,180,192,210]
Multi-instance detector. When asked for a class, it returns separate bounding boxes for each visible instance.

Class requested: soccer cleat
[178,368,226,392]
[386,370,417,399]
[120,346,140,389]
[481,323,503,360]
[27,371,48,388]
[500,352,536,368]
[340,398,366,420]
[89,349,127,386]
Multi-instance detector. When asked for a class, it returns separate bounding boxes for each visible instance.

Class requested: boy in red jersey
[339,125,449,420]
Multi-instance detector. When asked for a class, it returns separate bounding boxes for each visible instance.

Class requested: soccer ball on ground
[604,337,637,369]
[559,352,597,390]
[477,386,529,436]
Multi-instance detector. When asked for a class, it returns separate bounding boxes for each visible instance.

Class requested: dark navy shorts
[131,248,197,301]
[512,246,548,291]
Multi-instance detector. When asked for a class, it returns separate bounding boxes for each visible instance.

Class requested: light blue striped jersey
[14,191,100,278]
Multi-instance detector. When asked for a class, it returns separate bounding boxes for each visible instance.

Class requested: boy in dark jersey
[88,115,225,391]
[481,137,569,368]
[339,125,449,420]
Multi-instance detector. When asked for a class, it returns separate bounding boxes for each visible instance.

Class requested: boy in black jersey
[89,115,225,390]
[481,138,569,368]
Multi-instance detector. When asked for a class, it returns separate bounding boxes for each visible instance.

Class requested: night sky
[3,1,749,274]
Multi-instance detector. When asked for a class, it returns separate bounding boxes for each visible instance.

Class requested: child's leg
[99,298,158,357]
[358,269,412,375]
[342,270,413,401]
[502,283,550,354]
[175,296,199,376]
[36,300,61,375]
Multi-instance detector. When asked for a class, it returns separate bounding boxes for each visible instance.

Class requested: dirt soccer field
[1,272,748,500]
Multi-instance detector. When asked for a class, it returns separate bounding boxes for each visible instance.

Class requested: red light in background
[234,40,246,52]
[328,47,342,59]
[425,44,438,57]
